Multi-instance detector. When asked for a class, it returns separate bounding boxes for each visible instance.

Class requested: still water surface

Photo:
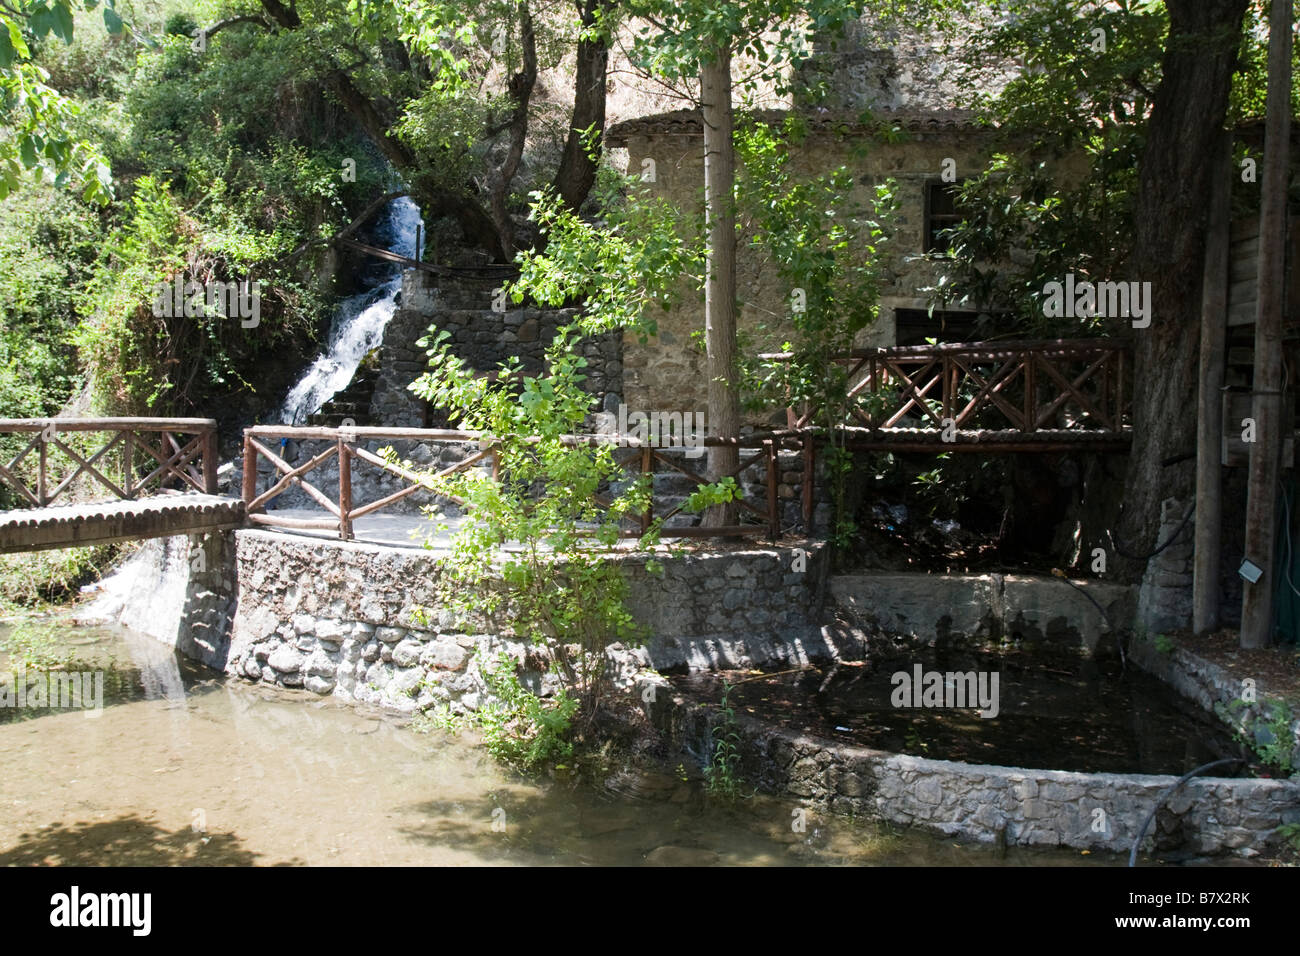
[0,622,1109,866]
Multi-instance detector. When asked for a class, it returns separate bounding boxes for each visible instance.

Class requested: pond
[676,648,1254,776]
[0,621,1112,866]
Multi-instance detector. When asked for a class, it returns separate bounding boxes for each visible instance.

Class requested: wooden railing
[766,339,1130,436]
[0,418,218,507]
[241,425,788,541]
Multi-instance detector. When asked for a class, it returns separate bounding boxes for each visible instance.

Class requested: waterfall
[277,196,424,425]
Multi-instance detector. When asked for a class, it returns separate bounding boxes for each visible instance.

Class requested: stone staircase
[307,358,381,428]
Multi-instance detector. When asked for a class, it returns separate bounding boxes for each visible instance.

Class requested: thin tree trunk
[550,0,611,213]
[701,44,739,527]
[1240,0,1293,648]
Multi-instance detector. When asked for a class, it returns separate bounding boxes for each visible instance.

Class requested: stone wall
[223,531,830,712]
[370,269,623,428]
[1130,636,1300,773]
[829,571,1136,656]
[607,115,1002,415]
[651,696,1299,856]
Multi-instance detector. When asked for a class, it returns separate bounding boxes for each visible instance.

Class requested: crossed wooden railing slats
[0,418,218,507]
[242,426,792,542]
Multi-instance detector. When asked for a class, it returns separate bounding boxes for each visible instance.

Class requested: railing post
[338,436,352,541]
[37,422,47,506]
[801,434,816,532]
[640,444,653,535]
[1023,349,1036,432]
[765,439,779,541]
[241,431,257,510]
[202,425,218,495]
[123,430,134,499]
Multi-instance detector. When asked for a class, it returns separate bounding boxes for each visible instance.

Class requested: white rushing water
[277,196,424,425]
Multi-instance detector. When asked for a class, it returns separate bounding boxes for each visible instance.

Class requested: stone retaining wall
[223,531,829,712]
[653,694,1300,857]
[830,572,1136,655]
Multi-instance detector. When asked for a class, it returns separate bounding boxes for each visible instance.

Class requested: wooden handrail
[0,419,219,505]
[241,425,785,542]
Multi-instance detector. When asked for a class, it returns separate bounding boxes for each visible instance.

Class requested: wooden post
[37,425,47,506]
[123,430,133,499]
[765,439,779,540]
[241,432,257,510]
[1194,131,1232,635]
[201,425,218,495]
[1023,352,1036,432]
[640,445,653,535]
[801,434,816,532]
[1241,0,1292,649]
[338,436,353,541]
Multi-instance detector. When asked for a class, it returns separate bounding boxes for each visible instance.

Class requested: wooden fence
[241,425,789,542]
[0,418,218,507]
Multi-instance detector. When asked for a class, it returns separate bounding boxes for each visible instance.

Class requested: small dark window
[925,181,965,254]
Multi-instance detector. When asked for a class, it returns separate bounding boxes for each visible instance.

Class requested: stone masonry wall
[830,571,1136,656]
[370,269,623,428]
[611,123,1000,415]
[224,531,830,713]
[652,695,1300,857]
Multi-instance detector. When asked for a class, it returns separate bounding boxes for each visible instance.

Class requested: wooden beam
[1241,0,1292,649]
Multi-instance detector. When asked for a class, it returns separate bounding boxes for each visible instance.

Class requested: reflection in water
[0,622,1113,866]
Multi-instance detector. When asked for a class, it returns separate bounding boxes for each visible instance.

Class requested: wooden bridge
[768,338,1132,453]
[0,419,243,554]
[0,339,1131,552]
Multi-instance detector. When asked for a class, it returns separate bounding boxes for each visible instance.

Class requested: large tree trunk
[701,45,740,527]
[550,0,612,213]
[1116,0,1248,579]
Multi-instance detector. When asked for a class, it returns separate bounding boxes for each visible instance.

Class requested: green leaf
[103,7,123,34]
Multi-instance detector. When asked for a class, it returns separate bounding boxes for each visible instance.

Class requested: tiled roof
[605,107,988,144]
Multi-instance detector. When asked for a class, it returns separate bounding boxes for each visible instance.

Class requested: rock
[644,846,720,867]
[268,645,304,675]
[392,638,423,667]
[421,640,469,671]
[376,626,405,644]
[305,675,335,695]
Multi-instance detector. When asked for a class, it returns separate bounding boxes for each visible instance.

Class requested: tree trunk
[1240,0,1293,648]
[486,2,539,262]
[1116,0,1248,580]
[701,44,740,527]
[550,0,611,213]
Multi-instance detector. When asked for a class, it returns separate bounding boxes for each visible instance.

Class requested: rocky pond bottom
[0,621,1114,866]
[676,648,1253,776]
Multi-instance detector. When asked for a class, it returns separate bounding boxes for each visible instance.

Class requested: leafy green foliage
[514,168,702,341]
[733,117,894,543]
[0,0,120,203]
[704,679,751,800]
[473,651,580,772]
[407,315,658,712]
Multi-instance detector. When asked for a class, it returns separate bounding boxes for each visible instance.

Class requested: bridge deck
[0,494,246,554]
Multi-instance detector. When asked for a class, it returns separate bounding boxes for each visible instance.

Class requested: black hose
[1107,501,1195,562]
[1128,757,1244,867]
[1052,571,1125,671]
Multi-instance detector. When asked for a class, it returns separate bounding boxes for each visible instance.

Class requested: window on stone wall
[924,180,966,254]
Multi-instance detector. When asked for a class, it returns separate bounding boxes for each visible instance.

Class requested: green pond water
[0,619,1121,866]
